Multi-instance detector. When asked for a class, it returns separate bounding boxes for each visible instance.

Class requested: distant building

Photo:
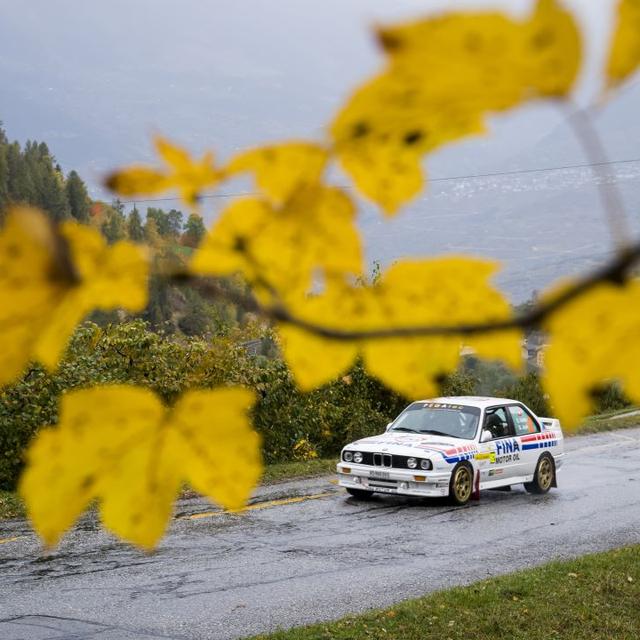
[524,331,548,368]
[241,339,264,356]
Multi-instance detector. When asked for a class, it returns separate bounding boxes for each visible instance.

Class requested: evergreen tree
[127,206,145,242]
[146,207,168,236]
[146,207,184,239]
[143,276,173,330]
[23,140,70,221]
[182,213,206,248]
[144,215,162,247]
[41,170,70,221]
[178,290,212,336]
[0,125,95,223]
[166,208,184,238]
[101,202,127,244]
[6,142,34,204]
[65,170,90,222]
[0,123,8,216]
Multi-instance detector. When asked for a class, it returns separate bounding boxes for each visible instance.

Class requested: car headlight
[353,452,363,464]
[420,459,432,470]
[407,457,417,469]
[343,451,353,462]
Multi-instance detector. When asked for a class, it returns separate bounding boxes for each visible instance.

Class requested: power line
[115,156,640,205]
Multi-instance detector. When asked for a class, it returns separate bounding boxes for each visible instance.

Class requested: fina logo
[495,439,520,455]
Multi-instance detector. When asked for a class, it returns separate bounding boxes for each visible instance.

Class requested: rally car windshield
[389,402,481,440]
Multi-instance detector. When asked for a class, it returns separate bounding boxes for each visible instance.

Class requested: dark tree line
[0,121,233,336]
[0,122,207,247]
[0,123,91,223]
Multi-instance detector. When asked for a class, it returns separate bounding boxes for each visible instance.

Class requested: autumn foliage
[1,0,639,548]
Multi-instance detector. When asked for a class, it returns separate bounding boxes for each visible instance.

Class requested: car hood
[347,432,476,458]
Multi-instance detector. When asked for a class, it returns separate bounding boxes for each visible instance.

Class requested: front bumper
[336,462,451,498]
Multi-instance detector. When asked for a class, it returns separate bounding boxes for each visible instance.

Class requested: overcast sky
[1,0,638,300]
[0,0,628,185]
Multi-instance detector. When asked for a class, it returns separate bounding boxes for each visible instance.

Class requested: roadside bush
[0,323,404,488]
[248,358,400,463]
[0,319,502,490]
[591,383,632,415]
[498,371,633,421]
[0,321,223,488]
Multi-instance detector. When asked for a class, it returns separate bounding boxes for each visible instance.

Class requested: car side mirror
[386,422,393,432]
[480,429,492,443]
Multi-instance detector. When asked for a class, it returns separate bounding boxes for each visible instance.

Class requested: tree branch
[169,239,640,341]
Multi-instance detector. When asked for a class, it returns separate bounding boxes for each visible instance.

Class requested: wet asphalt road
[2,427,640,640]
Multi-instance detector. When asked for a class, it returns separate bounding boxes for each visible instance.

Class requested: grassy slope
[260,458,336,484]
[573,410,640,435]
[252,546,640,640]
[0,490,25,519]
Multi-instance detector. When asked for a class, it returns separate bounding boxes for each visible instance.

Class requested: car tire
[346,487,375,500]
[524,453,555,494]
[448,463,473,506]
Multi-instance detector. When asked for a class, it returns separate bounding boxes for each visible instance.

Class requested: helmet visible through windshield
[389,402,481,440]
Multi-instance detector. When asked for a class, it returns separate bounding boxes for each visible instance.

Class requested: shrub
[591,383,632,415]
[0,323,405,488]
[0,321,220,488]
[0,320,511,490]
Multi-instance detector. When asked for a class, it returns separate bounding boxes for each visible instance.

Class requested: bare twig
[565,105,632,250]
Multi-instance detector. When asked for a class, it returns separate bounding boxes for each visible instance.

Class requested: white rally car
[337,396,565,505]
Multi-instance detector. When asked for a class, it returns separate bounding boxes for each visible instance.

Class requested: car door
[506,404,542,480]
[476,406,517,486]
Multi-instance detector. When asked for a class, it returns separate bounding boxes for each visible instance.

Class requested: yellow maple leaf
[331,0,581,213]
[0,207,149,386]
[227,142,329,205]
[606,0,640,89]
[35,222,149,369]
[20,385,261,549]
[191,185,363,297]
[0,207,70,386]
[105,136,222,206]
[364,260,522,398]
[279,258,522,396]
[278,283,368,390]
[543,279,640,428]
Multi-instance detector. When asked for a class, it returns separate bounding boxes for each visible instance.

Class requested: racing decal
[439,445,478,464]
[520,432,558,451]
[489,438,523,464]
[355,435,457,448]
[387,443,479,464]
[421,402,466,410]
[475,451,496,463]
[495,439,520,455]
[509,405,537,434]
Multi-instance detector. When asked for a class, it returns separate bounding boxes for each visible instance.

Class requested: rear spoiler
[539,417,562,432]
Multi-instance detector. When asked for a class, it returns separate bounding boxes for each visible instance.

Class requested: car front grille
[373,453,392,467]
[343,451,431,470]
